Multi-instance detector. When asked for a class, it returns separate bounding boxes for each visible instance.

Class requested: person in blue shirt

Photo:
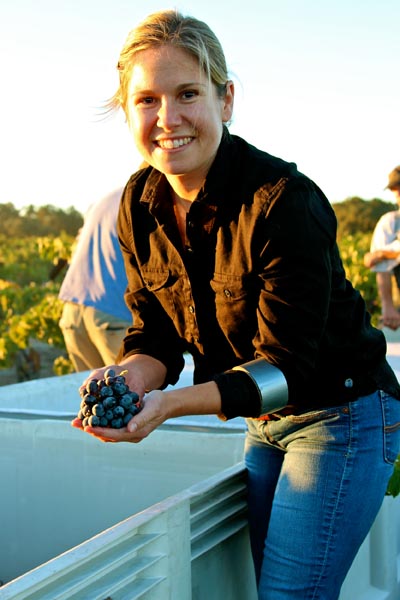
[59,188,132,371]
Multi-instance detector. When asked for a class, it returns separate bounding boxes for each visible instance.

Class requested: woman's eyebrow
[130,82,207,98]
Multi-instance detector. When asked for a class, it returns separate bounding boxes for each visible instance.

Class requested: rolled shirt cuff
[232,358,288,416]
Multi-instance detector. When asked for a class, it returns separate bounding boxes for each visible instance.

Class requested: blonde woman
[73,11,400,599]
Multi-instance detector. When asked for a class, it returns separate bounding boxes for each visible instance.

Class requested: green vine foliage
[0,234,72,286]
[338,232,381,327]
[0,234,75,374]
[386,456,400,498]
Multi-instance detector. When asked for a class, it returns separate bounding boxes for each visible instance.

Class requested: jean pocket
[380,391,400,464]
[286,406,343,425]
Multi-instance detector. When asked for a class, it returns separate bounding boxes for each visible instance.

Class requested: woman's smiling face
[126,45,234,192]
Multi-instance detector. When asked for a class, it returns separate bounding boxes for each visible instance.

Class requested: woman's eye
[181,90,197,100]
[138,97,155,105]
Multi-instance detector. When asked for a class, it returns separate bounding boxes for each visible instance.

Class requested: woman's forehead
[128,46,207,90]
[132,45,199,70]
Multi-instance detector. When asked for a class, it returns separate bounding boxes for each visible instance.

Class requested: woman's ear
[222,80,234,123]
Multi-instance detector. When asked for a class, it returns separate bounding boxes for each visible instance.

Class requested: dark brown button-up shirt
[117,129,400,410]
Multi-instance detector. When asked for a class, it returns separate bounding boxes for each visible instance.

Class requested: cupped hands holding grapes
[71,353,222,444]
[71,386,169,444]
[71,353,172,443]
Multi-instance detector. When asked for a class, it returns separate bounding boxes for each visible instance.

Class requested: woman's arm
[116,183,186,387]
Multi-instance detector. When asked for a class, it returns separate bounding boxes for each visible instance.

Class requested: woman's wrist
[119,353,167,393]
[162,381,222,419]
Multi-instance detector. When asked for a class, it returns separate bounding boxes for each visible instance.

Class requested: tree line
[0,203,83,237]
[332,196,397,240]
[0,196,396,240]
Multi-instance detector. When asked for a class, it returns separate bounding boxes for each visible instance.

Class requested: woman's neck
[172,190,193,211]
[171,192,192,246]
[165,172,204,203]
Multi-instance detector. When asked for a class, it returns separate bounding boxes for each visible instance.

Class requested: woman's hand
[78,363,147,400]
[71,389,168,443]
[78,354,168,404]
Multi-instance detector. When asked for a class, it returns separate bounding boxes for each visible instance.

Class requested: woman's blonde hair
[107,10,229,117]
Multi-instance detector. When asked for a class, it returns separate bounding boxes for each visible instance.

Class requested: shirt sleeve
[213,370,261,419]
[250,178,337,402]
[116,181,186,387]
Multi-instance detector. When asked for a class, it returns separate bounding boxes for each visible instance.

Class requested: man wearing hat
[364,166,400,330]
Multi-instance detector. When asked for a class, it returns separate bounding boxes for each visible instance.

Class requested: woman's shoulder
[228,132,310,199]
[121,165,157,205]
[231,135,336,233]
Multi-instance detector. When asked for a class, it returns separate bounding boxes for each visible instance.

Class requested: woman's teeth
[157,137,192,149]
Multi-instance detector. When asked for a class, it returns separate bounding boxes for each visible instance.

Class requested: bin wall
[0,415,245,584]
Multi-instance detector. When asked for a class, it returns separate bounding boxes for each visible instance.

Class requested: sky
[1,0,399,214]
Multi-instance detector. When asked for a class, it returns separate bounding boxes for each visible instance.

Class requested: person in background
[72,11,400,599]
[364,165,400,330]
[59,188,132,371]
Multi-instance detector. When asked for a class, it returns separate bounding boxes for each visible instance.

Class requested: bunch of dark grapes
[77,368,142,429]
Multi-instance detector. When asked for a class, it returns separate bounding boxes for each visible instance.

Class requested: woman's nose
[157,99,181,130]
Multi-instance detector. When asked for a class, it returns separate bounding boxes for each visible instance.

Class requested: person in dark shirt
[72,10,400,599]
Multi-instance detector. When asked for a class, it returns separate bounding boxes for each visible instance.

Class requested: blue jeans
[244,391,400,600]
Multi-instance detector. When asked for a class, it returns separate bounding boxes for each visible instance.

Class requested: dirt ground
[0,341,67,387]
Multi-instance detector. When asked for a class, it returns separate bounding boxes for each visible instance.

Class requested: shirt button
[188,305,195,313]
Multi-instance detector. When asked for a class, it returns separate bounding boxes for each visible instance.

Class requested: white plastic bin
[1,349,400,598]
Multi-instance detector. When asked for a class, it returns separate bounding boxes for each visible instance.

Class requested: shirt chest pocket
[141,268,192,338]
[210,275,258,338]
[210,277,248,302]
[142,269,170,292]
[141,269,180,315]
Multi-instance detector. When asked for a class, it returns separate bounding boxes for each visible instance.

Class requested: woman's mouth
[156,137,193,149]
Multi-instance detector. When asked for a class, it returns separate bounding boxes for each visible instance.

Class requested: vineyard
[0,233,76,380]
[0,230,379,380]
